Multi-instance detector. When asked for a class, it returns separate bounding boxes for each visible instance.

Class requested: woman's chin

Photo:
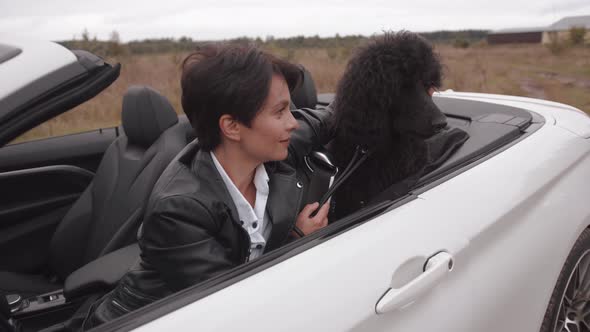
[259,150,288,163]
[274,149,289,161]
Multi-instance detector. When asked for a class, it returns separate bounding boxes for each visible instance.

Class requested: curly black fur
[330,31,444,218]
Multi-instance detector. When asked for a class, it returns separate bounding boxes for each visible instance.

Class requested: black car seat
[290,66,318,109]
[0,86,190,298]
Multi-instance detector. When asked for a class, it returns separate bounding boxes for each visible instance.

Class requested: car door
[0,38,120,273]
[130,108,590,332]
[129,195,466,331]
[0,127,118,273]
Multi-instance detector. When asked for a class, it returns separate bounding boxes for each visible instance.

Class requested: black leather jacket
[83,108,332,329]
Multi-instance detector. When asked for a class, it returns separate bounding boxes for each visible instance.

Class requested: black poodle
[329,31,461,219]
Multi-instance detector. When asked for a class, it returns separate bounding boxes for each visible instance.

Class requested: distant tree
[569,26,587,45]
[453,38,470,48]
[546,31,565,55]
[230,36,252,47]
[81,28,90,42]
[179,36,192,43]
[420,30,489,44]
[108,30,124,56]
[110,30,120,43]
[177,36,195,52]
[78,28,92,51]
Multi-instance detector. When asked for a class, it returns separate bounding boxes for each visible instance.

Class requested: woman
[82,44,332,329]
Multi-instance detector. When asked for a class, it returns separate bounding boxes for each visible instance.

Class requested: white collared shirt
[210,152,271,260]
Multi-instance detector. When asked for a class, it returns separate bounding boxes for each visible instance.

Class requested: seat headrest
[122,86,178,147]
[290,67,318,109]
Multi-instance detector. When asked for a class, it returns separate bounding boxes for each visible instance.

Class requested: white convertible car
[1,37,590,332]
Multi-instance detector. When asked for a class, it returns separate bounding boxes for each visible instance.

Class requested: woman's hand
[294,202,330,236]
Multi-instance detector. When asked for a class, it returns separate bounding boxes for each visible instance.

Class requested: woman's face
[239,74,299,163]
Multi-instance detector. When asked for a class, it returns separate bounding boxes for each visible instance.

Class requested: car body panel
[132,98,590,332]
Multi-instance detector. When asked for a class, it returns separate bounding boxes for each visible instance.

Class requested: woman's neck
[212,144,259,203]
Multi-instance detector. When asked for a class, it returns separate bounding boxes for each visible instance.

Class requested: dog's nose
[433,121,447,132]
[432,114,448,133]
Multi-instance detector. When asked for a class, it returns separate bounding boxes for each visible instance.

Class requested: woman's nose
[288,110,299,131]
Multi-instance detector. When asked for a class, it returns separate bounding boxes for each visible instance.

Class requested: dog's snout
[433,120,447,132]
[432,114,448,133]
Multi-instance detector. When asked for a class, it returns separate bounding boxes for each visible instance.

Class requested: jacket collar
[264,161,302,251]
[190,148,241,223]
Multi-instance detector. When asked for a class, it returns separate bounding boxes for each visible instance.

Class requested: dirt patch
[520,78,546,99]
[538,72,590,89]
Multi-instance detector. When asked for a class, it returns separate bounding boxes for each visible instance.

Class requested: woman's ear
[428,87,436,96]
[219,114,241,142]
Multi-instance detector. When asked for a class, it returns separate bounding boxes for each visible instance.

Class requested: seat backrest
[290,67,318,109]
[48,86,190,280]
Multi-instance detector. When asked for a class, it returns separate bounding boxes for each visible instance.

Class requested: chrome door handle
[376,252,453,314]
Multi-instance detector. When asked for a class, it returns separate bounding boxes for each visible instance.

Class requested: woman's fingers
[295,202,330,237]
[302,202,320,217]
[313,202,330,224]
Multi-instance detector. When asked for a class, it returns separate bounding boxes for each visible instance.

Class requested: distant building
[542,15,590,44]
[487,15,590,44]
[487,27,544,44]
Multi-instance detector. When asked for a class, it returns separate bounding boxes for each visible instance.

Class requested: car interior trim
[0,127,118,173]
[0,164,94,180]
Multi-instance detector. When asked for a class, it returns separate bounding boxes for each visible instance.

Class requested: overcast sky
[1,0,589,42]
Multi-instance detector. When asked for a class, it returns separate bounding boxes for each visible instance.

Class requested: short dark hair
[181,44,302,151]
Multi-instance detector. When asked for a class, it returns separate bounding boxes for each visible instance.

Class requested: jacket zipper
[284,178,305,243]
[110,299,131,314]
[234,222,251,263]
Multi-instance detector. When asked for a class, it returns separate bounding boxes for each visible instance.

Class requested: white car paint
[134,98,590,331]
[0,36,77,101]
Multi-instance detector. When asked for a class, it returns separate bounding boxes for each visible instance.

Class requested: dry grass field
[14,43,590,143]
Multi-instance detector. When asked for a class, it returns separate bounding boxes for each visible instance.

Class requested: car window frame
[0,50,120,147]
